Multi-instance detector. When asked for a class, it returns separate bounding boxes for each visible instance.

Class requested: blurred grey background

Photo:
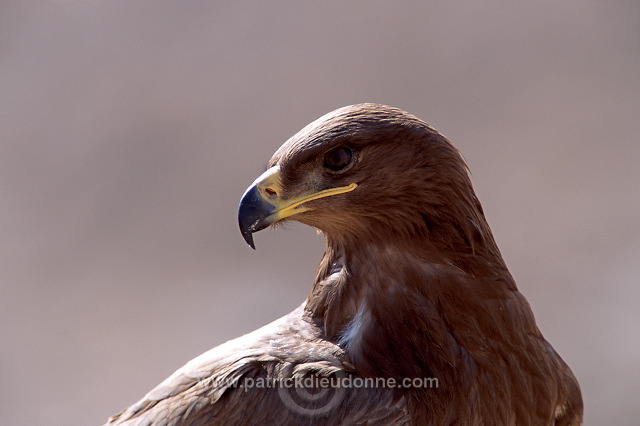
[1,1,638,425]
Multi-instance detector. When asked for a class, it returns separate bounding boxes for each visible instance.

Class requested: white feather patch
[338,303,369,352]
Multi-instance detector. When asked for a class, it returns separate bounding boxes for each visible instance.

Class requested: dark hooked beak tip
[241,227,256,250]
[238,184,276,249]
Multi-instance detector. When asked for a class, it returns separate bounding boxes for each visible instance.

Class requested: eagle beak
[238,165,357,249]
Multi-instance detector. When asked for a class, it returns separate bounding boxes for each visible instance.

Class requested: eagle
[107,103,583,425]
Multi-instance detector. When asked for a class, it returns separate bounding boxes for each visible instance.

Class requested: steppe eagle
[107,104,582,425]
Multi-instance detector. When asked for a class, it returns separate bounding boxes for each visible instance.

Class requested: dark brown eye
[323,146,353,172]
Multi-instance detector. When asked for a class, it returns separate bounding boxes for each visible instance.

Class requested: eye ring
[323,146,354,172]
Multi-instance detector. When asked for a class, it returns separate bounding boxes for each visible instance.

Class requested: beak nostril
[264,187,278,198]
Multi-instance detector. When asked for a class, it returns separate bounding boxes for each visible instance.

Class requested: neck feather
[305,232,550,387]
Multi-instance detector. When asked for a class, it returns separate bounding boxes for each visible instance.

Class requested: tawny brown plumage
[106,104,582,425]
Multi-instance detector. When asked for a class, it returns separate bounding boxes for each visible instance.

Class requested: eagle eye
[323,146,353,172]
